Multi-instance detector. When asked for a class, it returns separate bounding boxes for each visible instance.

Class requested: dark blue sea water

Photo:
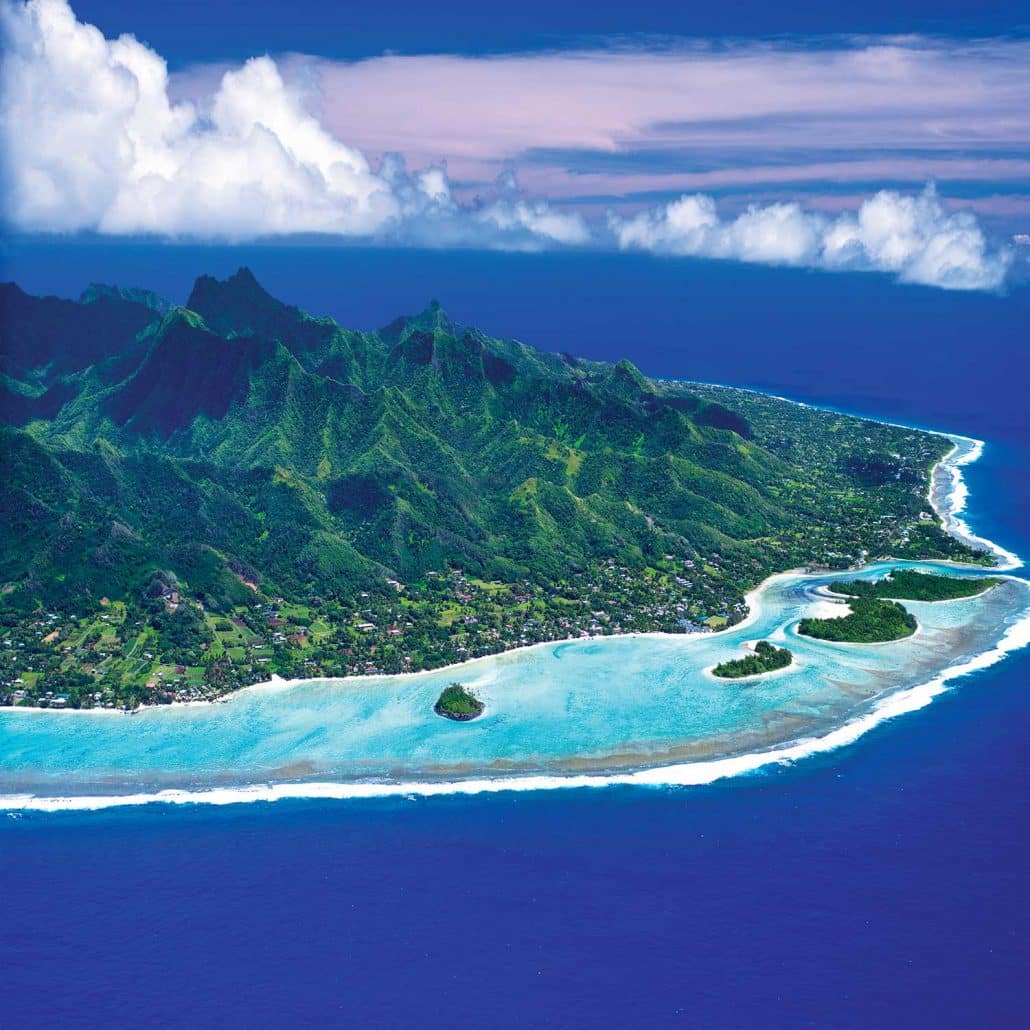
[2,242,1028,1028]
[67,1,1030,67]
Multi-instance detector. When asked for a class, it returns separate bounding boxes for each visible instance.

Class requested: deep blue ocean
[2,241,1029,1028]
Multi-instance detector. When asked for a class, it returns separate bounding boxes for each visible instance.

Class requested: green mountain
[0,269,984,707]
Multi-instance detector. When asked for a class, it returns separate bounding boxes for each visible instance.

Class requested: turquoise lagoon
[4,435,1028,807]
[2,558,1028,806]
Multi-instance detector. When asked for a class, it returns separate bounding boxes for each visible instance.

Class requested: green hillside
[0,269,987,708]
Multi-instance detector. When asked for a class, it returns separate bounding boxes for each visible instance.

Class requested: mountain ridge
[0,269,985,706]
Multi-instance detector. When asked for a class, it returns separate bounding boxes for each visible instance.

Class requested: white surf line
[932,438,1022,571]
[681,379,1022,571]
[6,589,1030,814]
[6,584,1030,814]
[4,407,1028,811]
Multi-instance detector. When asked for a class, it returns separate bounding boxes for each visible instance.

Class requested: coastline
[5,583,1028,813]
[790,620,922,648]
[7,574,798,716]
[703,654,799,683]
[1,569,800,717]
[5,592,1030,814]
[929,439,1021,572]
[5,426,992,718]
[822,582,999,604]
[685,378,1021,571]
[3,420,1029,811]
[86,435,1002,712]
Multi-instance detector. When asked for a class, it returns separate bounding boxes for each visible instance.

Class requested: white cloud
[475,198,590,248]
[0,0,585,247]
[0,1,1014,290]
[610,186,1012,290]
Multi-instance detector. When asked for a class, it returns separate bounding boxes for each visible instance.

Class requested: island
[828,569,998,601]
[712,640,793,679]
[0,269,990,709]
[434,683,485,721]
[798,597,917,643]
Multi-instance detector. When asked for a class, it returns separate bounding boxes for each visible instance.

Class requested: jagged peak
[231,266,260,285]
[187,266,277,309]
[422,298,453,331]
[377,300,456,350]
[404,299,455,334]
[224,266,271,298]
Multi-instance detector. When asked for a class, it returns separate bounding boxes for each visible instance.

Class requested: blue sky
[66,1,1030,64]
[2,0,1028,291]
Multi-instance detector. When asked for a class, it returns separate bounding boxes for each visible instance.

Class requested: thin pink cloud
[290,39,1030,192]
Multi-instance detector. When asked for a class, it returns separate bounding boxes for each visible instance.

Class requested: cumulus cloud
[0,1,1015,289]
[0,0,586,247]
[609,186,1012,291]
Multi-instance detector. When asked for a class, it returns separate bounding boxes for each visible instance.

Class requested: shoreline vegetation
[0,272,995,712]
[828,569,998,602]
[3,433,1028,811]
[433,682,485,721]
[712,640,793,679]
[798,596,918,643]
[4,574,1029,812]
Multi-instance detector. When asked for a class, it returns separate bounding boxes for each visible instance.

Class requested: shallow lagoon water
[3,559,1027,800]
[3,435,1028,806]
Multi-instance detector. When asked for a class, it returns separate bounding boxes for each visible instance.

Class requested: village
[0,382,978,712]
[0,551,758,710]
